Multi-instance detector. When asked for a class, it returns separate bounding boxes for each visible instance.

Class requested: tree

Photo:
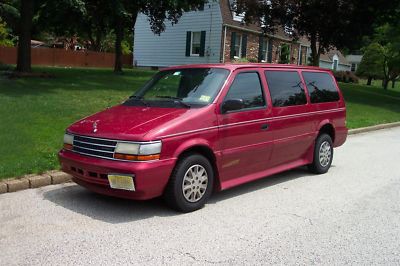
[279,43,290,64]
[1,0,86,72]
[235,0,399,66]
[2,0,208,73]
[356,43,384,85]
[1,0,40,72]
[0,18,14,47]
[374,24,400,89]
[15,0,34,72]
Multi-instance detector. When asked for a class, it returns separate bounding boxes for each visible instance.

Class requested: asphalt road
[1,128,400,265]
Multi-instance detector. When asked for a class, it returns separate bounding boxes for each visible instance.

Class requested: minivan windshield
[125,68,230,108]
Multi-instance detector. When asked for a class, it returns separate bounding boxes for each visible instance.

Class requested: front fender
[172,138,214,159]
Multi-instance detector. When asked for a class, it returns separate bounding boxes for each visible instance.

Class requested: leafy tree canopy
[356,43,384,80]
[235,0,400,66]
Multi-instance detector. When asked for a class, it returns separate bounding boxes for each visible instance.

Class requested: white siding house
[134,2,223,67]
[134,0,341,68]
[319,49,351,71]
[346,54,363,72]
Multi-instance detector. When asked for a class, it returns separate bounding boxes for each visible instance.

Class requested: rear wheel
[308,133,333,174]
[164,153,214,212]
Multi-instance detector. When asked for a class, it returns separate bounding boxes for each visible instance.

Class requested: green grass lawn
[339,82,400,128]
[0,67,399,179]
[358,79,400,91]
[0,67,155,179]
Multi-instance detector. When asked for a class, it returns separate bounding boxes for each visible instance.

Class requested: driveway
[1,128,400,265]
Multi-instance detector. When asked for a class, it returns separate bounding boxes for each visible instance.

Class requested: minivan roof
[162,63,330,72]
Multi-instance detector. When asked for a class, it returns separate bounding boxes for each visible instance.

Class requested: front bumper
[58,149,176,200]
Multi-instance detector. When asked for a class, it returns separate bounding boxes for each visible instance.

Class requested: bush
[232,57,258,63]
[0,62,12,71]
[333,71,359,83]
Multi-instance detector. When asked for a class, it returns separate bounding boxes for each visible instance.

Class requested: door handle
[261,124,269,130]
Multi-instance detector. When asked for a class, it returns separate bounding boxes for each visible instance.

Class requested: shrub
[333,71,359,83]
[0,62,12,71]
[232,57,258,63]
[232,58,249,63]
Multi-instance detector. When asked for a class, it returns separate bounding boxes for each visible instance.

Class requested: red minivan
[59,64,347,212]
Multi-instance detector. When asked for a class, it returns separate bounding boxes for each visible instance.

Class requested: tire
[164,153,214,212]
[308,133,333,174]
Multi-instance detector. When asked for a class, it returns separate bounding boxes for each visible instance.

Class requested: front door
[217,70,273,185]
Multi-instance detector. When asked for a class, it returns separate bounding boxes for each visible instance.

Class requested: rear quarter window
[302,72,340,103]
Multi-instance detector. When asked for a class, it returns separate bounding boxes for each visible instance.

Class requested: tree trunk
[16,0,34,73]
[113,18,124,73]
[309,33,320,66]
[382,79,389,90]
[367,77,372,85]
[392,79,396,89]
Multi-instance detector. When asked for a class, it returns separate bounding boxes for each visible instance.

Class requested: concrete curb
[0,171,72,194]
[1,121,400,195]
[348,121,400,135]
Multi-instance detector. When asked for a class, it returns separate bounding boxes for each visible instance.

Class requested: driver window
[224,72,265,110]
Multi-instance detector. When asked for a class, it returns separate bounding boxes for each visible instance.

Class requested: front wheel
[164,153,214,212]
[308,133,333,174]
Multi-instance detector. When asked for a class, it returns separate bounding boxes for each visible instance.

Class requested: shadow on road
[43,166,314,223]
[209,167,311,203]
[43,186,176,224]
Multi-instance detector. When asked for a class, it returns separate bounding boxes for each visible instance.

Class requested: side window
[265,71,307,107]
[224,72,265,110]
[302,72,340,103]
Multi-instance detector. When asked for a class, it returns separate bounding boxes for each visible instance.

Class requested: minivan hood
[67,105,188,141]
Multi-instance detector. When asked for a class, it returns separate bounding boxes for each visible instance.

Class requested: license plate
[108,174,135,191]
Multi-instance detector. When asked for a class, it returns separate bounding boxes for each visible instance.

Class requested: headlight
[114,143,140,154]
[63,133,74,150]
[114,141,162,161]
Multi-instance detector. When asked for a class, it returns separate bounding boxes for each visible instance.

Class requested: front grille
[72,135,117,159]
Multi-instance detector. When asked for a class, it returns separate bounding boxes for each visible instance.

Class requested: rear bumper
[334,127,348,147]
[58,149,176,200]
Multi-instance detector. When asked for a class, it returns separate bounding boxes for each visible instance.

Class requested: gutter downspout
[208,3,213,63]
[222,26,227,63]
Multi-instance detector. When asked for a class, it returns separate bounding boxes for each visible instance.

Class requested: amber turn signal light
[114,153,160,161]
[63,143,73,150]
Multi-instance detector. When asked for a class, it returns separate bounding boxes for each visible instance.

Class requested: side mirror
[221,99,244,113]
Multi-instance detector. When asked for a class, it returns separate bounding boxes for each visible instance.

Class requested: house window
[259,38,273,63]
[351,63,356,72]
[333,59,338,71]
[230,32,247,59]
[234,34,242,58]
[191,32,202,56]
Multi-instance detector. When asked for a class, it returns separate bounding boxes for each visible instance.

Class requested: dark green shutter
[241,34,247,58]
[185,31,191,57]
[267,39,273,63]
[230,32,236,59]
[199,31,206,57]
[258,36,265,62]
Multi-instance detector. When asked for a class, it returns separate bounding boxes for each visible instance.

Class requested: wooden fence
[0,46,132,68]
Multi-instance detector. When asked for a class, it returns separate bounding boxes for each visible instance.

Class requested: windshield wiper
[155,95,183,100]
[154,95,191,108]
[128,95,148,106]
